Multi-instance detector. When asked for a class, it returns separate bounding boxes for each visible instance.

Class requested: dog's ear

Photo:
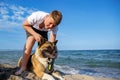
[53,40,58,45]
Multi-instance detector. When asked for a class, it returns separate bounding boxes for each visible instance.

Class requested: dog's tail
[17,57,22,67]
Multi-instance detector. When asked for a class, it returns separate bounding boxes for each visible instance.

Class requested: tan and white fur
[18,40,64,80]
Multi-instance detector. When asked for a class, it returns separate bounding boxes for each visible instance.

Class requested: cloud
[0,2,37,29]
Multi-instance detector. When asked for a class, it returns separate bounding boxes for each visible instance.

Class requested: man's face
[44,15,56,29]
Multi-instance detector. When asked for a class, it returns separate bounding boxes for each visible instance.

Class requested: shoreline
[64,74,119,80]
[0,50,120,79]
[0,64,119,80]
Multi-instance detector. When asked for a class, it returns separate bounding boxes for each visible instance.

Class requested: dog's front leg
[42,73,55,80]
[52,71,64,80]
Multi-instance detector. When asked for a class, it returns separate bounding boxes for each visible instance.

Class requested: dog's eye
[53,50,57,54]
[42,49,49,54]
[42,50,48,56]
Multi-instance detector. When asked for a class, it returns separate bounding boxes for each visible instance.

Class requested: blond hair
[50,10,62,26]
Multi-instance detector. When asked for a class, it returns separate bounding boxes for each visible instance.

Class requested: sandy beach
[64,74,119,80]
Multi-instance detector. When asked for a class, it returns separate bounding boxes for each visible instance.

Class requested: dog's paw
[42,73,55,80]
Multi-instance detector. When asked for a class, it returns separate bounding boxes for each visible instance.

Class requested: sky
[0,0,120,50]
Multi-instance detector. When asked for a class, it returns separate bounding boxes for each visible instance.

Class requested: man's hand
[33,33,41,42]
[33,33,46,44]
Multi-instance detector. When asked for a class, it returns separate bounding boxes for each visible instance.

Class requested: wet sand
[64,74,119,80]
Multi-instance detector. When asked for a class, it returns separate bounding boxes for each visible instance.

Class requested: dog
[17,40,64,80]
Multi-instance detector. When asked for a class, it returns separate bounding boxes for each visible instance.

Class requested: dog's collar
[45,58,55,74]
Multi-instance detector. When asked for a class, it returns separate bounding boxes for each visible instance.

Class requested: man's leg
[15,36,35,75]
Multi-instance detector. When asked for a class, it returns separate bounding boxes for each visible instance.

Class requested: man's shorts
[26,27,48,40]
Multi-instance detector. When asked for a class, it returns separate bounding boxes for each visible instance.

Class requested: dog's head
[36,40,58,59]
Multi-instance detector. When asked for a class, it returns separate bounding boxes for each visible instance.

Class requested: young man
[15,10,62,75]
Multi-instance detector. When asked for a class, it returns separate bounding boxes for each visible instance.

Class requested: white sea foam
[54,64,79,74]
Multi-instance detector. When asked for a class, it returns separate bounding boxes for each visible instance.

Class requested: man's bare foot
[15,68,25,75]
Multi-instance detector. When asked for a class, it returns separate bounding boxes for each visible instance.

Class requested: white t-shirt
[27,11,58,34]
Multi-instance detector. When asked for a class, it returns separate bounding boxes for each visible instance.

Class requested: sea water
[0,50,120,78]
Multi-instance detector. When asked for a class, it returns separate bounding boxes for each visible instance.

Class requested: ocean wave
[54,64,79,74]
